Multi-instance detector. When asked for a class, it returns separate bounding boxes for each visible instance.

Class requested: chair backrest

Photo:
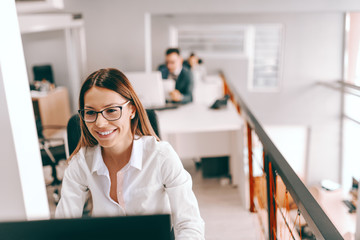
[67,114,81,155]
[67,109,160,156]
[145,109,160,139]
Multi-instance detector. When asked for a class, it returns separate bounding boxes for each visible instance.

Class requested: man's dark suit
[158,65,194,104]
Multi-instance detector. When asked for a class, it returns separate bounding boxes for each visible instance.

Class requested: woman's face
[83,86,135,150]
[189,56,198,68]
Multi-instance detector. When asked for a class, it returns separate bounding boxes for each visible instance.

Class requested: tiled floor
[183,158,261,240]
[45,158,261,239]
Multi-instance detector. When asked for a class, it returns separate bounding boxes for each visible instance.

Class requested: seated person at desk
[55,68,204,239]
[183,52,207,82]
[158,48,194,104]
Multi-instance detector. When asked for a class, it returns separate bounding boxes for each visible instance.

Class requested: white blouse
[55,135,205,239]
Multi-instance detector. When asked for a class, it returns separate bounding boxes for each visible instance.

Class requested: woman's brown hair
[69,68,160,160]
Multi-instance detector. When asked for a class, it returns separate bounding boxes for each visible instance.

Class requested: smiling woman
[55,68,205,239]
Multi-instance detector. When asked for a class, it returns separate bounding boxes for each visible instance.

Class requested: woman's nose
[95,113,108,127]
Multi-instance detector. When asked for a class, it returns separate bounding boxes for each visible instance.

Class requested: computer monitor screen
[125,71,166,108]
[0,214,172,240]
[33,65,54,83]
[352,177,359,190]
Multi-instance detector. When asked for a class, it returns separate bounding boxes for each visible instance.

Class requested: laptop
[125,71,180,111]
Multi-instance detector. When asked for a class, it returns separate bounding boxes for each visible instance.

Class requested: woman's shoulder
[140,136,178,163]
[140,136,173,152]
[67,146,97,172]
[63,146,97,184]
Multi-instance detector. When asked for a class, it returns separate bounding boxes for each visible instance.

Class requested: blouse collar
[91,136,143,175]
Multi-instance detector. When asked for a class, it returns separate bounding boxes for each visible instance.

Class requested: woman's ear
[130,105,136,119]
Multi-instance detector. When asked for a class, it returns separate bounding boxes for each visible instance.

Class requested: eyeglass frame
[78,101,130,123]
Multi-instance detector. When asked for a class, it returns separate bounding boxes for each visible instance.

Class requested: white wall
[61,1,356,186]
[222,13,344,186]
[151,13,343,185]
[22,31,69,86]
[62,0,360,72]
[21,28,82,113]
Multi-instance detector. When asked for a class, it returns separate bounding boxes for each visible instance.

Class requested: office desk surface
[156,102,246,203]
[314,187,356,239]
[156,103,243,134]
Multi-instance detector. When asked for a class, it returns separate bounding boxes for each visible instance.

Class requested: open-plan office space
[1,0,360,239]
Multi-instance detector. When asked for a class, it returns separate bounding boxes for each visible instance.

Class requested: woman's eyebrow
[84,103,123,109]
[84,105,94,109]
[103,103,123,108]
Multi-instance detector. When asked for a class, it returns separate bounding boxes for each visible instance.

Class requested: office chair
[145,109,161,139]
[67,109,161,155]
[36,119,67,186]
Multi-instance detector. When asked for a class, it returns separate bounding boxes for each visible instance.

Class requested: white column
[144,12,152,73]
[65,27,82,113]
[169,26,178,47]
[78,26,88,78]
[0,0,49,221]
[245,26,255,90]
[356,189,360,240]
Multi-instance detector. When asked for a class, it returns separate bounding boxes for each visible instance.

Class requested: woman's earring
[131,114,135,119]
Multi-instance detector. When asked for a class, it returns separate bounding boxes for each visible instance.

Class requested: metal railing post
[247,122,256,213]
[265,153,277,240]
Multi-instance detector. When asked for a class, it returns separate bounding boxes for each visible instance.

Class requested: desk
[311,187,356,239]
[193,74,224,105]
[156,102,246,204]
[31,87,71,138]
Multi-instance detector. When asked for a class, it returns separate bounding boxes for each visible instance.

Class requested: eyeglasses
[78,101,130,123]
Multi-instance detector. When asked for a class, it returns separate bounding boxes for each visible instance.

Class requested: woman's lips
[96,129,117,138]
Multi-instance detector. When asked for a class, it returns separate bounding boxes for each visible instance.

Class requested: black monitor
[0,214,172,240]
[352,177,359,190]
[33,64,54,84]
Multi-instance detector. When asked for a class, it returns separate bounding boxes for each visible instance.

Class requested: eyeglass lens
[82,107,122,122]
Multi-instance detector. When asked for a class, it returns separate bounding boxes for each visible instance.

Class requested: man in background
[158,48,193,104]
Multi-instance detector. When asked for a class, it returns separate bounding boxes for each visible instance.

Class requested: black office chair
[145,109,161,139]
[67,109,161,156]
[36,119,67,186]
